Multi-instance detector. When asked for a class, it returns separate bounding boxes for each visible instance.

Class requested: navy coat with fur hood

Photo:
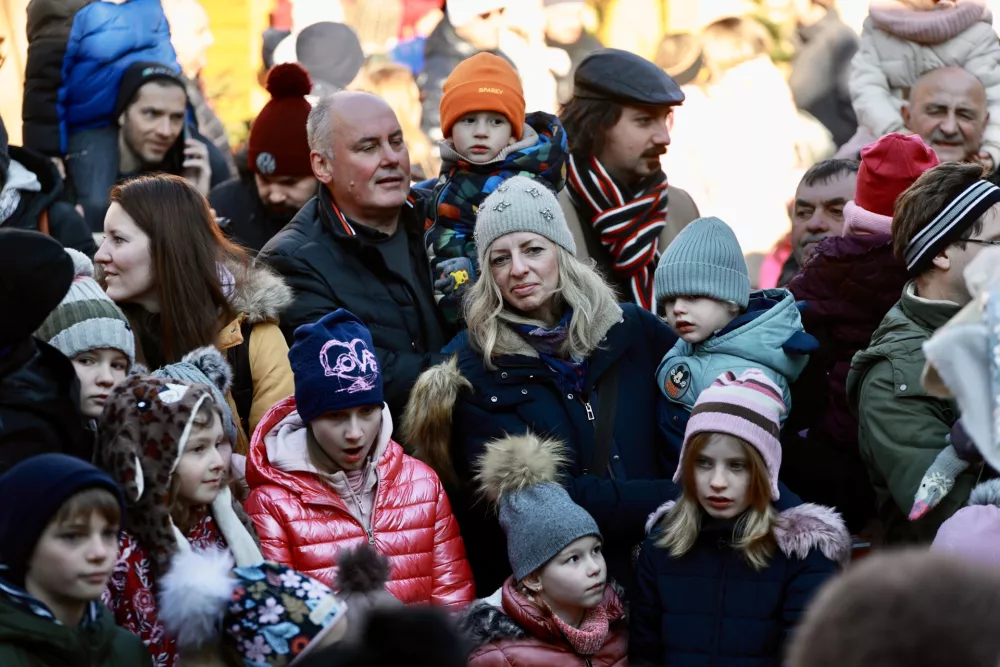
[402,303,681,598]
[630,501,850,667]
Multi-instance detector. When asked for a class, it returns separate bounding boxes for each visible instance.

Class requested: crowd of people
[7,0,1000,665]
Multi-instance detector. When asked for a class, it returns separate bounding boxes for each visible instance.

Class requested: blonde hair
[169,399,221,533]
[657,432,778,570]
[464,245,619,369]
[365,61,440,180]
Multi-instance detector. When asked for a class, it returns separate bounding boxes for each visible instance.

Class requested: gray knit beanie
[654,216,750,309]
[150,347,239,445]
[35,248,135,367]
[477,434,600,581]
[474,175,576,266]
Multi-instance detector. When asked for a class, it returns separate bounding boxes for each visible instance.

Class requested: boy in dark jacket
[0,454,152,666]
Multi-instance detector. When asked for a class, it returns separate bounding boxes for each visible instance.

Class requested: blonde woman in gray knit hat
[652,216,817,462]
[402,174,682,598]
[458,433,627,666]
[35,248,135,425]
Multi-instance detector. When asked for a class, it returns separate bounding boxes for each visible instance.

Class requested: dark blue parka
[405,303,681,596]
[630,502,849,667]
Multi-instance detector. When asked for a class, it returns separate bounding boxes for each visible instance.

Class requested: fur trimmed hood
[228,259,293,325]
[401,355,470,484]
[644,500,851,566]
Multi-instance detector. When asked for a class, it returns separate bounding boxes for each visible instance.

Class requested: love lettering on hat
[319,338,379,394]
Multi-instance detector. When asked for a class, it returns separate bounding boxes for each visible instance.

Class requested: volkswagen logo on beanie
[288,310,384,423]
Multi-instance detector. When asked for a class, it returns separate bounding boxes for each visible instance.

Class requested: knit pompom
[64,248,95,279]
[475,433,568,503]
[158,547,237,649]
[266,63,313,99]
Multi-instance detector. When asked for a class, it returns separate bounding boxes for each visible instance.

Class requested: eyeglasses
[963,239,1000,247]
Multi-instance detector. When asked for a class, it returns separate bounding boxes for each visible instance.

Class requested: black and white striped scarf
[567,154,668,311]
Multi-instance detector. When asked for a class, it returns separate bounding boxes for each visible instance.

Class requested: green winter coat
[0,595,152,667]
[847,281,978,543]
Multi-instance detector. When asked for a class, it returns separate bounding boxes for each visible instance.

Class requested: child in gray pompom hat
[460,432,628,665]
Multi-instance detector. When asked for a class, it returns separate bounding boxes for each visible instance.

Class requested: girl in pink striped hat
[630,369,851,666]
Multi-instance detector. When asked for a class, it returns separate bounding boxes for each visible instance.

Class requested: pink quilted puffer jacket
[245,396,475,608]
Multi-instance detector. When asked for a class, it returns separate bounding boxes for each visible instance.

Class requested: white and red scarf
[567,154,668,310]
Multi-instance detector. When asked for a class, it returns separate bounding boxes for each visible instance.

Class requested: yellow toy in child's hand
[451,269,470,287]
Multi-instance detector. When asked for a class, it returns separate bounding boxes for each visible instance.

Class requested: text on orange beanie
[440,52,525,140]
[248,63,314,178]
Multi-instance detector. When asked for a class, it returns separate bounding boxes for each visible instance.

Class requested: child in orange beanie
[426,52,569,324]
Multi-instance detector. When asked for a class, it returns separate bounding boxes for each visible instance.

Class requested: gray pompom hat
[476,433,600,581]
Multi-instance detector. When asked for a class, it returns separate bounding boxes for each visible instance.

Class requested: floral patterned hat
[159,549,348,666]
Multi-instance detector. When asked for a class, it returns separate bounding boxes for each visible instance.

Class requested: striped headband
[904,180,1000,276]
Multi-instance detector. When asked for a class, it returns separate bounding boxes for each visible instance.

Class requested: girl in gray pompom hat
[458,432,628,667]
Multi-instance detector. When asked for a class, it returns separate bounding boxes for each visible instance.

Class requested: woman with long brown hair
[94,174,294,452]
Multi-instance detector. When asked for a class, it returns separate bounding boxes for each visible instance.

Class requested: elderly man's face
[903,68,988,164]
[791,170,857,266]
[318,94,411,219]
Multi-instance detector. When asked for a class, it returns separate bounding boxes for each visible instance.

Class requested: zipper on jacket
[711,540,730,664]
[584,400,595,421]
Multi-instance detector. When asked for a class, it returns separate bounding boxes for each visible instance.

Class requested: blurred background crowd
[4,0,985,276]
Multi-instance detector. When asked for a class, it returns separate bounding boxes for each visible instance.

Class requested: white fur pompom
[64,247,94,278]
[158,548,238,649]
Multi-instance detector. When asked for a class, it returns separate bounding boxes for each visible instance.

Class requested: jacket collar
[899,280,962,333]
[248,396,398,509]
[316,184,420,244]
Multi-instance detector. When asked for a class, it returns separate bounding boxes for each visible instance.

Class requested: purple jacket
[789,233,908,447]
[782,233,909,530]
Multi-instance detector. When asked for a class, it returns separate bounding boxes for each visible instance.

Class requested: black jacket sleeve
[48,200,97,256]
[22,0,91,156]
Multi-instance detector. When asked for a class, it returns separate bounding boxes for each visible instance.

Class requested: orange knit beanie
[440,53,525,140]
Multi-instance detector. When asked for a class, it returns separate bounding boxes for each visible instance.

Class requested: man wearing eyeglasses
[848,161,1000,544]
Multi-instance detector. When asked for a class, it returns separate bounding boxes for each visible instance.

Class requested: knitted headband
[905,180,1000,276]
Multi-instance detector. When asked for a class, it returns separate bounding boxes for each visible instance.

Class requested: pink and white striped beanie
[673,369,786,500]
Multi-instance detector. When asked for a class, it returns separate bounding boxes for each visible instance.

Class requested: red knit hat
[248,63,313,177]
[440,52,525,140]
[855,133,940,217]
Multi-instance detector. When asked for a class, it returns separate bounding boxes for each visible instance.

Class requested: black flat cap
[573,48,685,106]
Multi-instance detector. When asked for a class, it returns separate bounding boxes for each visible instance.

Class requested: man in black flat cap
[558,48,699,311]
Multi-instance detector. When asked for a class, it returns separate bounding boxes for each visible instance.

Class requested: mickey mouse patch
[664,363,691,400]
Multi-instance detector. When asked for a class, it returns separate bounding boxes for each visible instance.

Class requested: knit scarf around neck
[567,154,669,311]
[551,602,610,656]
[512,309,588,394]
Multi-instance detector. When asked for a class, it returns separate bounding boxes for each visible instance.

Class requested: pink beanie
[673,369,786,500]
[843,133,940,237]
[932,480,1000,567]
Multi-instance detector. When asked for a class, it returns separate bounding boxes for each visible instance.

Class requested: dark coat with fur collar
[630,502,850,667]
[460,579,628,667]
[402,303,681,598]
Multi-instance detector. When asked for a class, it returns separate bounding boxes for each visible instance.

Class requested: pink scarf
[551,604,610,657]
